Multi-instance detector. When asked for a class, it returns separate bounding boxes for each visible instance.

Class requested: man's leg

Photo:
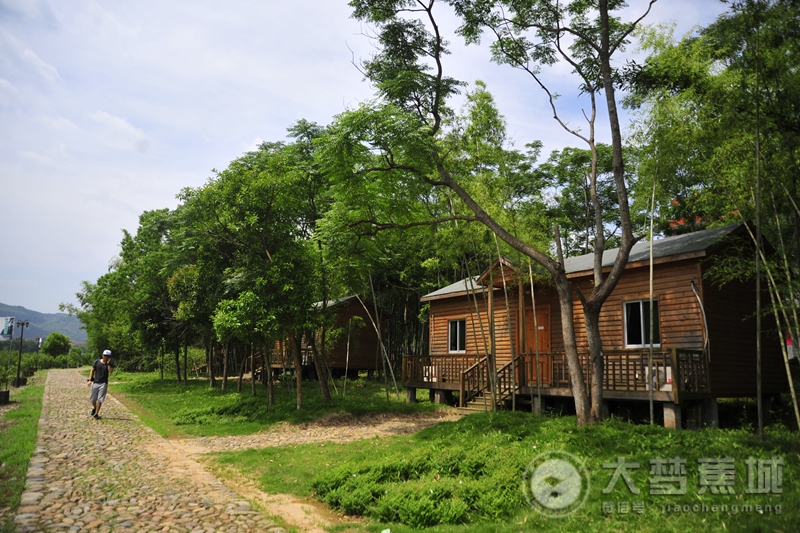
[93,383,108,419]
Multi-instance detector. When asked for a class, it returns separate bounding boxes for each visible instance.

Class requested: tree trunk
[265,343,274,406]
[174,346,181,382]
[583,302,604,423]
[251,343,256,396]
[207,339,216,389]
[237,344,245,393]
[159,346,164,380]
[306,329,332,402]
[183,341,188,381]
[554,274,592,426]
[290,330,303,409]
[221,341,229,392]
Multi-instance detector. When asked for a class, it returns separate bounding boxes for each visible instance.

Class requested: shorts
[90,382,108,404]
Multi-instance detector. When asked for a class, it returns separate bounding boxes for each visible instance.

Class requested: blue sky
[0,0,728,314]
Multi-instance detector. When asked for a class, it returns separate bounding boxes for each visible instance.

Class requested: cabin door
[524,305,551,384]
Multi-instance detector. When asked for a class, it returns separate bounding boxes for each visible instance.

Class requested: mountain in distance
[0,302,86,341]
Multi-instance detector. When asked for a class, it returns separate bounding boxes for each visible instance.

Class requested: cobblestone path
[14,369,288,533]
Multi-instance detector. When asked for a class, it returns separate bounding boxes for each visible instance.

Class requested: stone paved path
[14,369,288,533]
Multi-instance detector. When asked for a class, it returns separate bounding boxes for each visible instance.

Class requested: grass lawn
[110,370,799,532]
[207,412,798,532]
[108,370,443,437]
[0,372,45,533]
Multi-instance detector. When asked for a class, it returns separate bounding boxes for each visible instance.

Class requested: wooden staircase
[457,391,496,414]
[457,355,524,414]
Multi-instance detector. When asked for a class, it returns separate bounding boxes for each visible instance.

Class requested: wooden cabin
[271,295,386,375]
[404,224,789,428]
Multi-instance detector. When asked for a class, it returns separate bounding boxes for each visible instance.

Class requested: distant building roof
[312,295,358,309]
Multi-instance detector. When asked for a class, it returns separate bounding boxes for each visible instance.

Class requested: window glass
[625,300,660,347]
[449,319,466,352]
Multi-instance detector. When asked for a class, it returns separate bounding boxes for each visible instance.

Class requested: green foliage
[208,412,800,531]
[112,371,441,437]
[0,375,45,533]
[41,332,71,357]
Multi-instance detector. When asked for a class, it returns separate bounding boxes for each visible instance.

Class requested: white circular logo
[522,451,590,517]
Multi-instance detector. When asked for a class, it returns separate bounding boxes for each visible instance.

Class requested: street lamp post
[15,320,30,387]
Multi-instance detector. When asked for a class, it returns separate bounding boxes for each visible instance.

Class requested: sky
[0,0,729,314]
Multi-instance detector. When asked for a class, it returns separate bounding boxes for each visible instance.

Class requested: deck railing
[405,348,710,403]
[403,354,479,385]
[460,357,490,405]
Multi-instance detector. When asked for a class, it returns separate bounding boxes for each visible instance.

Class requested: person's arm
[88,361,95,382]
[108,361,113,375]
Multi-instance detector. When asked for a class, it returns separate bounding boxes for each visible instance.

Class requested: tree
[42,332,71,357]
[329,0,654,425]
[626,0,800,428]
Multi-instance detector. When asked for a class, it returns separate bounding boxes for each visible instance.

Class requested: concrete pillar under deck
[533,396,542,416]
[433,389,451,405]
[601,401,610,420]
[703,398,719,428]
[663,402,682,430]
[685,403,701,430]
[761,395,773,424]
[406,387,417,404]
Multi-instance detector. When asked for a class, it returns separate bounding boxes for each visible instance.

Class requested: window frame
[623,299,661,348]
[448,318,467,353]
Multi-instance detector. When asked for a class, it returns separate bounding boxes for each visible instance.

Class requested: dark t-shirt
[92,359,112,384]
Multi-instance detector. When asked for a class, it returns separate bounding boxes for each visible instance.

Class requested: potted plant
[0,366,11,405]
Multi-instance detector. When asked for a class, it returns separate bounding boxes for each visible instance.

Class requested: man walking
[87,349,113,419]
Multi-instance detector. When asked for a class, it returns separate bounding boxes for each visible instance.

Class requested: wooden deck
[403,348,710,406]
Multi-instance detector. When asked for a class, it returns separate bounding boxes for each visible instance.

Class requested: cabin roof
[421,223,744,301]
[564,222,742,275]
[312,295,358,309]
[420,276,487,302]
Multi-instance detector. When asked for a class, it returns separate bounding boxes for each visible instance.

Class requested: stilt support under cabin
[406,387,417,404]
[533,396,542,416]
[664,402,682,430]
[433,390,451,405]
[761,395,773,424]
[703,398,719,428]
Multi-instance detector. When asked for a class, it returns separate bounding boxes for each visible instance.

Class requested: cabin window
[624,300,661,347]
[449,319,466,353]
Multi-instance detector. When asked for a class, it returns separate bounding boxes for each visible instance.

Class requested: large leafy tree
[328,0,653,425]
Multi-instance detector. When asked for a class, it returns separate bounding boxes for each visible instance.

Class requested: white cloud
[19,150,51,164]
[89,110,150,153]
[20,48,59,81]
[244,137,264,153]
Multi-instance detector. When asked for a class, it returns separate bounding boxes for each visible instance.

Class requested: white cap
[102,349,111,356]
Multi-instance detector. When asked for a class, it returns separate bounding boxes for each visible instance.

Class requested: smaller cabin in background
[271,295,386,376]
[404,223,789,428]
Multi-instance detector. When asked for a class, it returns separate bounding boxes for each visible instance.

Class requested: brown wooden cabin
[271,295,386,376]
[404,224,789,428]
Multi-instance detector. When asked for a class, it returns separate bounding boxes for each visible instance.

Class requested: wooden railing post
[671,348,681,405]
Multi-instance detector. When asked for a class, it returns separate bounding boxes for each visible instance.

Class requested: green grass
[0,372,45,533]
[109,371,443,437]
[208,412,799,532]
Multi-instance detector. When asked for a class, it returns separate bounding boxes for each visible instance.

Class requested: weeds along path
[14,369,289,533]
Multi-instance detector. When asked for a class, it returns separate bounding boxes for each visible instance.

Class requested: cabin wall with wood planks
[701,271,787,397]
[567,260,705,351]
[323,299,384,370]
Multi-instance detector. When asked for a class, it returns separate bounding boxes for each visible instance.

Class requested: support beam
[433,389,451,405]
[406,387,417,404]
[703,398,719,428]
[663,402,682,430]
